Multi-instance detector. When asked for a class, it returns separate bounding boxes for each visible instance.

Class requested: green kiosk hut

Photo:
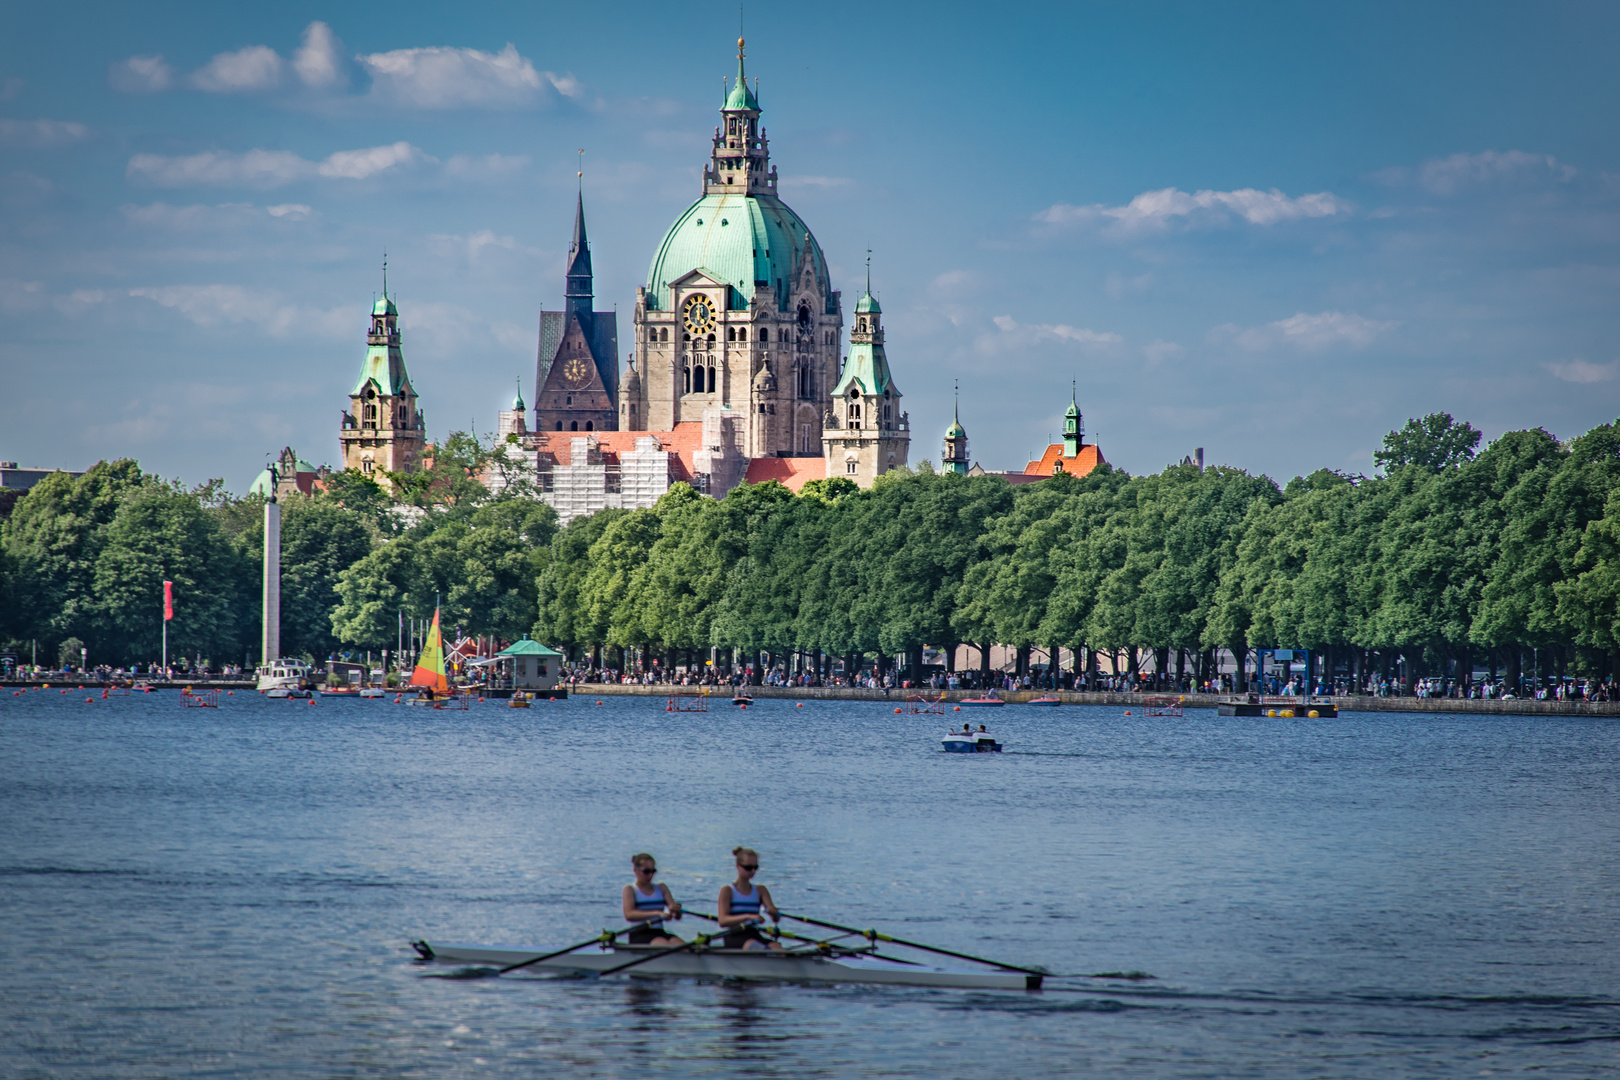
[496,638,565,693]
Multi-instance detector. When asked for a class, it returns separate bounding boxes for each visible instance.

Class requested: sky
[3,0,1618,493]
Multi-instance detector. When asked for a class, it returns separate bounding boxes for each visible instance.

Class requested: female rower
[717,846,782,951]
[622,853,683,946]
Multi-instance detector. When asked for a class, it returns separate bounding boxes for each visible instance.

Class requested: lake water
[3,688,1617,1078]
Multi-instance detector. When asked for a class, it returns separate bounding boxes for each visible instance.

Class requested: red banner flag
[163,580,174,621]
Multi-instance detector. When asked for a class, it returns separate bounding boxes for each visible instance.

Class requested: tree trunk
[944,642,957,674]
[1506,646,1521,695]
[1233,640,1248,693]
[979,642,992,681]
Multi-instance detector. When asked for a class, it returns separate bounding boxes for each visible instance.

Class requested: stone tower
[823,284,909,485]
[535,193,619,433]
[628,37,842,459]
[942,390,970,475]
[339,280,425,482]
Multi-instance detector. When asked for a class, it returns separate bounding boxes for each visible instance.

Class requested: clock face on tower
[682,293,716,335]
[562,357,592,388]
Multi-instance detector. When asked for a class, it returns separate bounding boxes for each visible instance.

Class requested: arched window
[727,326,735,342]
[660,327,669,343]
[708,365,716,392]
[707,333,716,346]
[570,421,578,431]
[585,421,593,432]
[846,460,857,475]
[556,421,563,431]
[684,366,691,394]
[1053,461,1064,474]
[798,303,811,328]
[759,328,768,343]
[738,327,747,342]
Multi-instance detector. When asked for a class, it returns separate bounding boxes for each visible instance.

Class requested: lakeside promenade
[6,678,1616,716]
[579,683,1620,717]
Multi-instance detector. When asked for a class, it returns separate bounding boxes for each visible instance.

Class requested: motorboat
[257,658,311,694]
[942,728,1001,753]
[959,691,1005,708]
[1026,695,1063,706]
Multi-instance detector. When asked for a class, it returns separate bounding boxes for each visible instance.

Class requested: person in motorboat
[622,853,683,946]
[717,846,782,950]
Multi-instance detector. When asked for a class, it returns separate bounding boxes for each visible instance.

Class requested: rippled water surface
[3,688,1618,1077]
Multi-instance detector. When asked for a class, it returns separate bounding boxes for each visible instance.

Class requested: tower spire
[565,176,593,317]
[382,251,388,298]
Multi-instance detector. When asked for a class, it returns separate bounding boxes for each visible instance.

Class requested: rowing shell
[413,941,1042,990]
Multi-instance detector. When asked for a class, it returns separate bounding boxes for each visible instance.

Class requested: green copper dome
[946,415,966,439]
[855,290,881,314]
[645,192,829,311]
[373,294,397,316]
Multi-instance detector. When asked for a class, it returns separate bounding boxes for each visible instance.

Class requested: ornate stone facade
[623,39,843,462]
[822,287,909,484]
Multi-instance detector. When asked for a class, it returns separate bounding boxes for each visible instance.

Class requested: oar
[594,932,715,976]
[681,909,924,965]
[778,912,1046,976]
[497,927,633,975]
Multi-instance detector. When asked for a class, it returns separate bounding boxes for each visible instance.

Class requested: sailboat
[407,609,467,709]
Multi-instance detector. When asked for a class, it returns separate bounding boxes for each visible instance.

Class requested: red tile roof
[530,423,707,482]
[743,456,825,492]
[1024,442,1105,478]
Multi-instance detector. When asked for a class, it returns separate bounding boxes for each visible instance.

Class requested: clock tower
[535,192,619,433]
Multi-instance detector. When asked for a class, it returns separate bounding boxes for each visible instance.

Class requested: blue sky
[3,0,1618,492]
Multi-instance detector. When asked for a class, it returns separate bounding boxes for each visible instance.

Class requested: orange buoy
[61,689,68,694]
[548,696,556,701]
[796,702,803,708]
[86,697,94,703]
[1124,710,1131,715]
[478,696,485,702]
[894,707,902,714]
[953,705,961,712]
[308,698,316,705]
[227,691,233,696]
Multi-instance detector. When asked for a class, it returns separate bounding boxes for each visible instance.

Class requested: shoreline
[572,683,1620,717]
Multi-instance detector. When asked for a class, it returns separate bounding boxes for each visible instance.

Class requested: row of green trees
[3,415,1617,684]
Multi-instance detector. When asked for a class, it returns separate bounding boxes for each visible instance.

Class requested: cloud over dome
[1039,186,1351,233]
[357,43,581,108]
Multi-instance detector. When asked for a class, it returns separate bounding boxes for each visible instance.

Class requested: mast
[261,466,281,665]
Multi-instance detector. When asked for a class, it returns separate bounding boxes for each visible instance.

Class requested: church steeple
[943,383,970,475]
[706,37,774,196]
[1063,384,1083,457]
[565,190,594,319]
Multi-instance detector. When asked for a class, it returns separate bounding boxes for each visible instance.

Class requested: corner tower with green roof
[823,281,910,485]
[338,280,425,484]
[627,36,844,461]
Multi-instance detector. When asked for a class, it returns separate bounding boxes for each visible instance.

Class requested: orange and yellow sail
[409,609,450,694]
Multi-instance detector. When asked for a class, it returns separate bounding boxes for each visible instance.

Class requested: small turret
[943,384,969,475]
[1063,384,1083,457]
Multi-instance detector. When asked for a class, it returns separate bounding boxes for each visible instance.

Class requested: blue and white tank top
[729,882,762,916]
[632,883,665,925]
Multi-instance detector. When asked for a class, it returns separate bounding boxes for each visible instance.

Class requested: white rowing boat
[412,940,1042,990]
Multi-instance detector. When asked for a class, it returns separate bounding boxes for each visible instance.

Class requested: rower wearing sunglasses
[622,853,683,946]
[717,846,783,951]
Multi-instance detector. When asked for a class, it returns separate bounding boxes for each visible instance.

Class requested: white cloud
[1214,311,1396,351]
[443,152,529,179]
[1142,339,1184,364]
[1106,271,1153,299]
[317,141,424,180]
[120,201,315,228]
[191,45,285,93]
[0,118,89,147]
[127,284,350,338]
[126,142,429,187]
[292,22,346,89]
[429,229,539,263]
[1375,150,1579,196]
[990,314,1124,348]
[1039,187,1351,233]
[109,54,173,93]
[1543,358,1617,384]
[357,43,579,108]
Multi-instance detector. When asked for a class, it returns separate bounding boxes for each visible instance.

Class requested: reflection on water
[1,691,1618,1078]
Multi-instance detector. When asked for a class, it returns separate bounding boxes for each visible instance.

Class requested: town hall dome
[643,39,831,313]
[646,193,830,312]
